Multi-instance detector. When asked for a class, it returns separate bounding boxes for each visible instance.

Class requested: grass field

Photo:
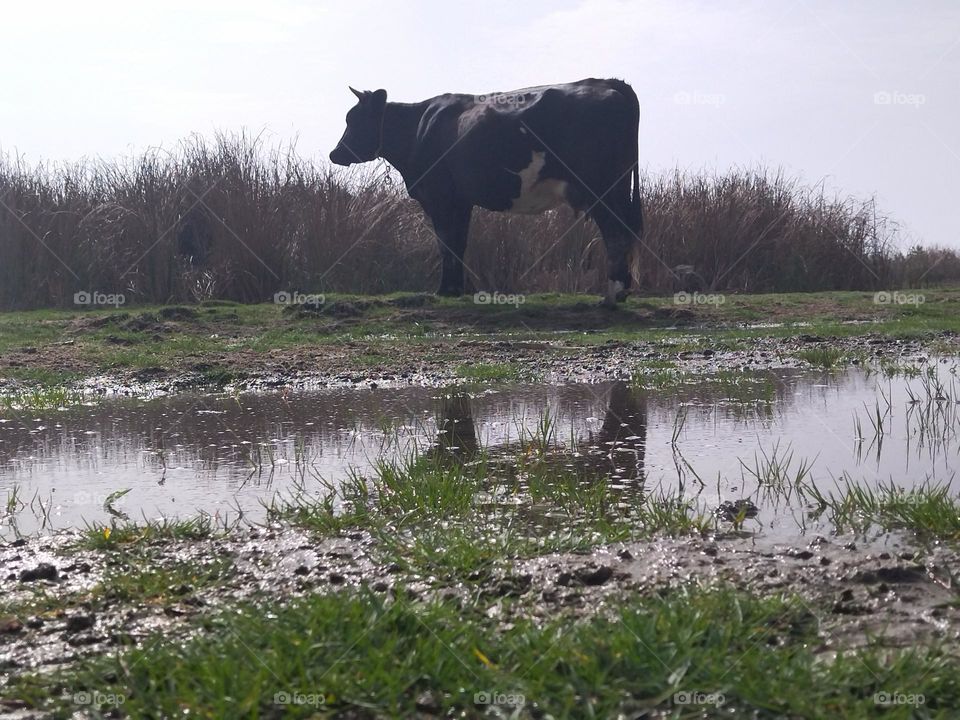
[1,288,958,389]
[2,288,960,718]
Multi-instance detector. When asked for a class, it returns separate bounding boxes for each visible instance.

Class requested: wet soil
[4,295,956,394]
[5,328,955,398]
[3,526,958,709]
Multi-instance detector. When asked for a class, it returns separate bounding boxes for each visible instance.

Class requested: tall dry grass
[0,132,954,310]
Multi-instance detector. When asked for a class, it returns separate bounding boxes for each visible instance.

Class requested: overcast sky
[1,0,957,248]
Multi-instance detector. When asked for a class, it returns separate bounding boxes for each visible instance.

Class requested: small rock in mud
[65,614,96,633]
[131,367,168,382]
[0,616,24,634]
[416,690,441,714]
[854,565,927,584]
[579,566,614,586]
[66,633,102,647]
[557,565,613,587]
[715,499,759,521]
[19,563,58,582]
[494,574,533,597]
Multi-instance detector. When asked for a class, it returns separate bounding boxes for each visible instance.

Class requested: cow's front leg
[428,204,473,297]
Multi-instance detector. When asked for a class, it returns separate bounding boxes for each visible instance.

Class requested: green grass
[267,451,712,580]
[76,516,219,551]
[10,584,959,718]
[807,477,960,542]
[455,362,523,381]
[0,385,87,412]
[96,557,232,604]
[632,367,778,407]
[1,289,959,387]
[795,346,846,369]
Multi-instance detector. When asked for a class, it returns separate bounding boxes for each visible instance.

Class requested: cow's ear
[370,89,388,108]
[349,86,364,101]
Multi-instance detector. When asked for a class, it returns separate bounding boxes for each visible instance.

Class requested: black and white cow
[329,78,643,305]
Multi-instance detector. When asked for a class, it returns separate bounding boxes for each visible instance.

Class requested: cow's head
[329,87,388,166]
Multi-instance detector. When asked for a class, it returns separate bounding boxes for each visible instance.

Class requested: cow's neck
[378,101,428,179]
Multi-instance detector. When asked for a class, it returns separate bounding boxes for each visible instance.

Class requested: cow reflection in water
[430,382,646,483]
[431,393,481,458]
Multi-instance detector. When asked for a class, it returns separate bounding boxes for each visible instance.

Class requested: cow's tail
[627,87,643,241]
[620,81,643,288]
[609,79,643,241]
[631,163,643,239]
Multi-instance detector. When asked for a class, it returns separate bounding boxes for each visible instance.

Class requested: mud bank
[5,331,954,399]
[3,524,958,708]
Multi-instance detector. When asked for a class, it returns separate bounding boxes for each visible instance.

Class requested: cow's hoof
[436,288,462,298]
[603,280,627,307]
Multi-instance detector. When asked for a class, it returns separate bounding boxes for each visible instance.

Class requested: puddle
[1,363,957,539]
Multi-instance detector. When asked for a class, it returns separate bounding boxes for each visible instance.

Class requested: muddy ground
[3,524,959,717]
[2,295,960,717]
[3,292,958,394]
[7,328,955,398]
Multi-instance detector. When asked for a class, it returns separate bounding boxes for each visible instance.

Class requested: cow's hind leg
[427,204,473,297]
[589,204,633,307]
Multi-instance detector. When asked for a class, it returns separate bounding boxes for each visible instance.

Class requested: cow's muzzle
[329,146,353,166]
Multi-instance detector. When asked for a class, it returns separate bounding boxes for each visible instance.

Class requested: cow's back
[439,79,639,213]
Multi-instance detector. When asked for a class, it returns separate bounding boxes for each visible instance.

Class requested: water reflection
[0,364,957,538]
[432,381,648,481]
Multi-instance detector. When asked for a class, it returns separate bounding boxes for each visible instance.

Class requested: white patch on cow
[506,151,568,215]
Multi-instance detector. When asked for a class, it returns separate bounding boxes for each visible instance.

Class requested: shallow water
[1,362,958,538]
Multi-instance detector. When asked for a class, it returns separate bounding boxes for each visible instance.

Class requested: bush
[0,133,954,310]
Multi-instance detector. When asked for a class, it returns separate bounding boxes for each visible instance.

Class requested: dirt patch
[3,528,958,697]
[515,535,960,651]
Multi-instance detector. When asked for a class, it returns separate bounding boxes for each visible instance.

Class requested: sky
[1,0,958,249]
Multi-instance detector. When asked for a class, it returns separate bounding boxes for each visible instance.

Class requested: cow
[329,78,643,306]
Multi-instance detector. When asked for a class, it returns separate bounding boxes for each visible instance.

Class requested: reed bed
[0,133,954,309]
